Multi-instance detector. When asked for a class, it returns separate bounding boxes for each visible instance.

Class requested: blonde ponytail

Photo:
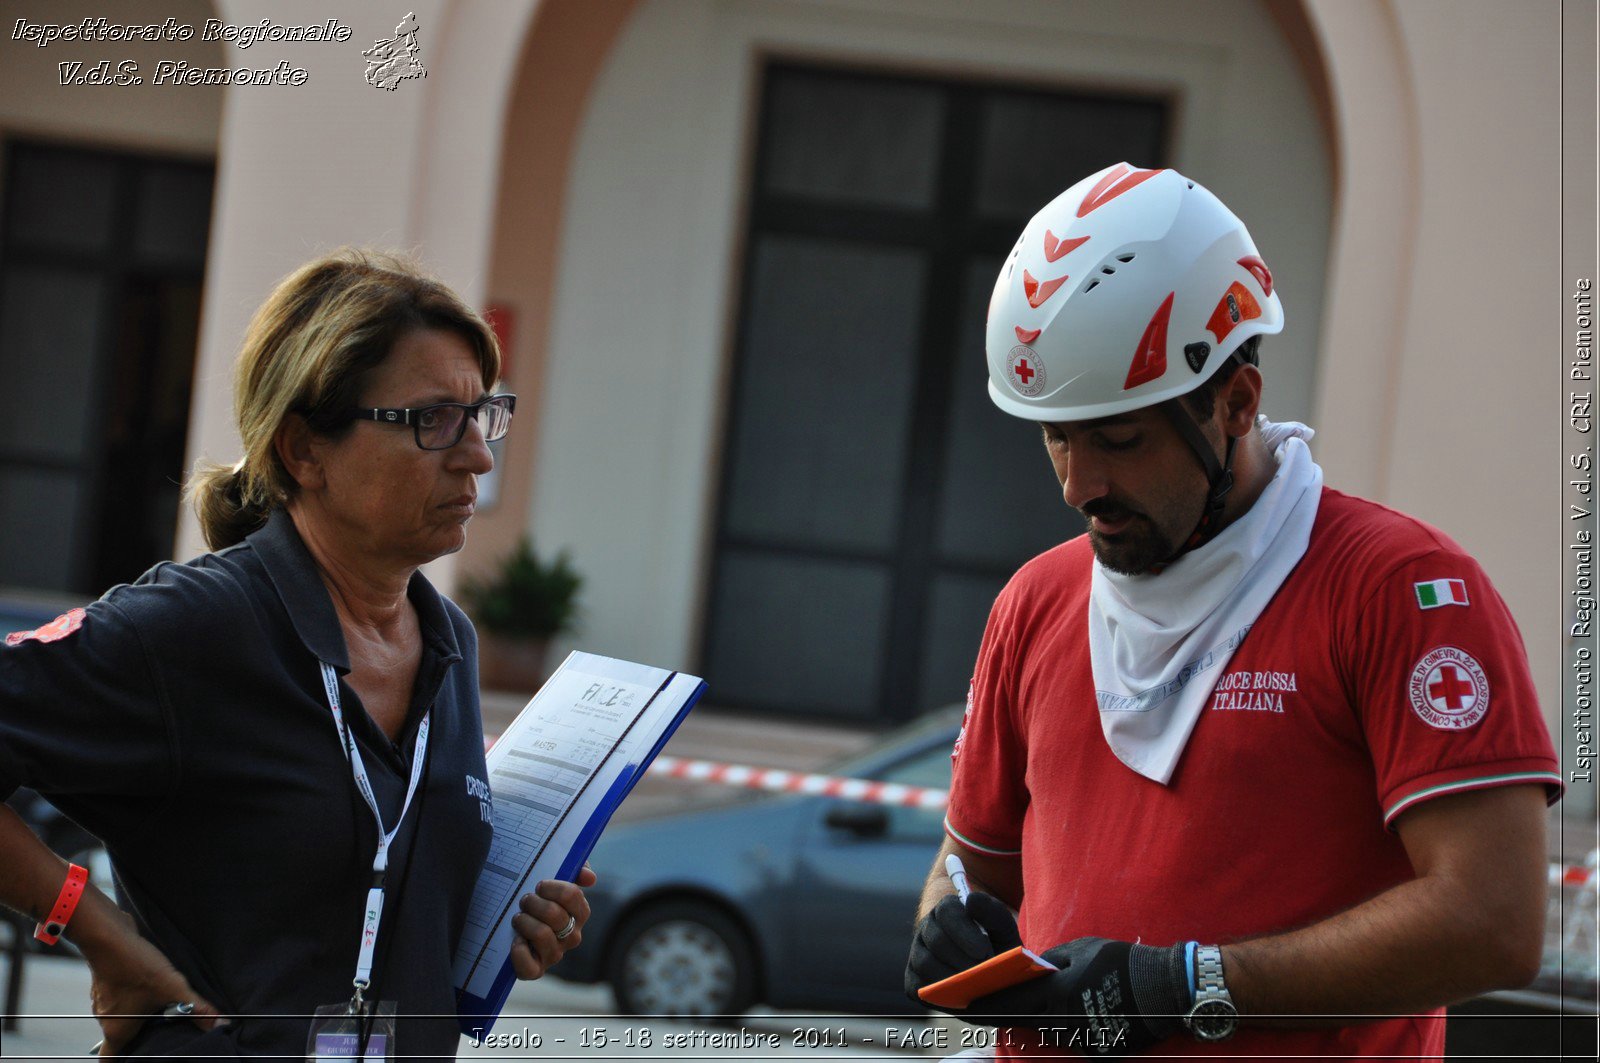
[185,459,273,551]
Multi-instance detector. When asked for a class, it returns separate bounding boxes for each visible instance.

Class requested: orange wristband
[34,863,89,945]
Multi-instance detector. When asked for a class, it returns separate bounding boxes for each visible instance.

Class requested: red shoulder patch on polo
[5,608,87,647]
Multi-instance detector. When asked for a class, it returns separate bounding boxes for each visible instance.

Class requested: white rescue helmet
[985,163,1283,423]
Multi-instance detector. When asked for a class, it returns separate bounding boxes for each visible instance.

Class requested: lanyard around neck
[319,662,431,989]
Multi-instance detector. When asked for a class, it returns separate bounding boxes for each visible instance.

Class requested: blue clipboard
[455,671,704,1038]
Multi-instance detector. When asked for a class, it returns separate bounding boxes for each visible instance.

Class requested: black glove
[968,936,1191,1056]
[905,893,1024,1007]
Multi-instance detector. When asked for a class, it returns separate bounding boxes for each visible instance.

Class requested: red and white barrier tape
[648,754,949,810]
[484,735,947,809]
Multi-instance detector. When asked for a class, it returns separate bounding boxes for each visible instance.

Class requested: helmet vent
[1116,253,1136,263]
[1084,279,1101,292]
[1100,266,1116,275]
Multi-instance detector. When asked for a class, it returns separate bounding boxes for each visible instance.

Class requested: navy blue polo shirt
[0,508,494,1059]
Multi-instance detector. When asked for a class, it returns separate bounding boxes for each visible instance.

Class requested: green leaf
[459,537,582,638]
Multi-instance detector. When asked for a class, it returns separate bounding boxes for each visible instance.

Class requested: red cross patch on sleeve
[5,608,87,647]
[1407,646,1490,730]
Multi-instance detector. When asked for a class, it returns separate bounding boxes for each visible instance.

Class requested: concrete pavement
[0,945,949,1061]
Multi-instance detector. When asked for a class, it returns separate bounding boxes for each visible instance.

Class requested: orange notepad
[917,946,1058,1009]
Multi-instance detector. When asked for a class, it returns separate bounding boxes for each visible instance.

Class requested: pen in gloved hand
[945,852,989,939]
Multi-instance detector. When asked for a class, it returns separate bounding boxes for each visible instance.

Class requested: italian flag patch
[1414,578,1469,609]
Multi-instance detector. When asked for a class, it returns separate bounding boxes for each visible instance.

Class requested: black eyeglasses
[354,394,516,451]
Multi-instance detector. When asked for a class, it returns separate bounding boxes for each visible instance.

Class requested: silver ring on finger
[554,914,577,941]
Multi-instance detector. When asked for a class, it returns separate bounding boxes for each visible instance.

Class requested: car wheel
[607,900,757,1018]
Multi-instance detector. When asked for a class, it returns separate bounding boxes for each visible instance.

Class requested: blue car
[0,594,74,639]
[552,707,961,1016]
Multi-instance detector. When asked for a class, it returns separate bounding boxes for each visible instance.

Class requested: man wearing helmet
[904,164,1561,1059]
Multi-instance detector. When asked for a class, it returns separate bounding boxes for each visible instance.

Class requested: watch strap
[1185,944,1239,1042]
[1194,944,1230,1002]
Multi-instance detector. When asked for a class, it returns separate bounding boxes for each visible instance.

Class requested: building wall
[457,0,640,586]
[1386,0,1562,677]
[1303,0,1574,808]
[0,0,223,160]
[521,0,1333,687]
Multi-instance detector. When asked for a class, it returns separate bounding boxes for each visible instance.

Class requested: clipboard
[452,652,705,1037]
[917,945,1058,1009]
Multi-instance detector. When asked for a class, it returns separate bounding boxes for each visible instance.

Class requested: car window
[820,708,961,779]
[880,743,953,789]
[879,743,952,840]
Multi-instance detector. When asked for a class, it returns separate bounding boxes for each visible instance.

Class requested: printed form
[452,652,703,1022]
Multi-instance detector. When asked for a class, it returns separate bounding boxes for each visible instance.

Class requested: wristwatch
[1184,944,1239,1042]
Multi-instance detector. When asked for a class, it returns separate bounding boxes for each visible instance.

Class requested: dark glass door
[701,64,1168,722]
[0,142,213,594]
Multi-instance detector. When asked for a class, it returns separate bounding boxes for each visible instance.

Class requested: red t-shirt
[945,488,1561,1060]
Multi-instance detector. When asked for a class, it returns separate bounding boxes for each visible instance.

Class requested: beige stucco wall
[456,0,640,587]
[1305,0,1572,805]
[1388,0,1564,754]
[1385,5,1562,555]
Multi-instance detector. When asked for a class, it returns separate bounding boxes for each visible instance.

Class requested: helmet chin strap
[1145,348,1259,571]
[1152,399,1237,571]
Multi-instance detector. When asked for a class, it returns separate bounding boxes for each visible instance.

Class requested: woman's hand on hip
[510,863,596,980]
[75,897,223,1056]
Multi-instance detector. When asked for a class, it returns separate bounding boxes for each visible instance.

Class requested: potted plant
[460,537,581,692]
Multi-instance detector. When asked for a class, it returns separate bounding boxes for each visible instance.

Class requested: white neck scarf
[1088,418,1323,784]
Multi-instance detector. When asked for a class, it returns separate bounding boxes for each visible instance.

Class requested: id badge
[306,1001,396,1063]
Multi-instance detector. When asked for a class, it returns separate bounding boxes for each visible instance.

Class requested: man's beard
[1080,498,1184,575]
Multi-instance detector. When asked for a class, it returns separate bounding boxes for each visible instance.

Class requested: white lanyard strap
[319,662,431,987]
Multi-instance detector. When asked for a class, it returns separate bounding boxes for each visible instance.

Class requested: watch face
[1190,999,1238,1041]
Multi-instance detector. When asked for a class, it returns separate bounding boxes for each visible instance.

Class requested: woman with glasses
[0,250,591,1060]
